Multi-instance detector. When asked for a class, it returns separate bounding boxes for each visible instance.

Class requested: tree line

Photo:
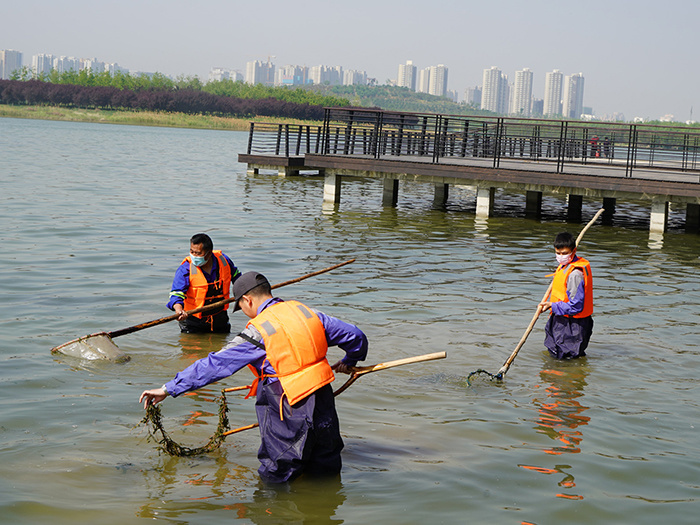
[0,78,336,120]
[7,67,350,110]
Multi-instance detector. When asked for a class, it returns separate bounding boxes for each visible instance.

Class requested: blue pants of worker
[255,380,343,483]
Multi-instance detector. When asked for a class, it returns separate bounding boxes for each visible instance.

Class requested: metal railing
[245,108,700,181]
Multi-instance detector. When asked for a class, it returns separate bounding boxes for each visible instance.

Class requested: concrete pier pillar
[247,166,260,174]
[650,199,669,233]
[433,183,449,208]
[567,194,583,223]
[323,173,342,204]
[525,190,542,218]
[686,203,700,232]
[382,178,399,207]
[602,197,617,225]
[278,167,300,177]
[476,187,495,217]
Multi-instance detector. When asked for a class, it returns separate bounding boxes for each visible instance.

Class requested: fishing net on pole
[138,390,231,457]
[466,369,503,385]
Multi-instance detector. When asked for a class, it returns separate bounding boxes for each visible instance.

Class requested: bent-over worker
[142,271,368,483]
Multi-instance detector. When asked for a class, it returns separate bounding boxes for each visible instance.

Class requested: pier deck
[238,108,700,234]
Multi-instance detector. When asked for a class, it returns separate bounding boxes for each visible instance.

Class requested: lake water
[1,117,699,524]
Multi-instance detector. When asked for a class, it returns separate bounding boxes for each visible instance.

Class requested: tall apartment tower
[543,69,563,117]
[245,60,275,86]
[417,68,430,93]
[397,60,417,91]
[0,49,23,79]
[511,68,533,116]
[427,64,448,97]
[562,73,585,119]
[481,66,508,114]
[32,54,55,77]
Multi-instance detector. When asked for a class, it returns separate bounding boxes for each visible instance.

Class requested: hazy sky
[3,0,697,121]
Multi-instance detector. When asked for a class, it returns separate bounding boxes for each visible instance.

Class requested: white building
[82,58,105,74]
[309,65,343,86]
[274,65,307,86]
[32,53,55,77]
[465,86,482,107]
[397,60,417,91]
[562,72,585,119]
[343,69,367,86]
[543,69,563,117]
[209,67,243,82]
[0,49,23,79]
[481,66,509,114]
[417,68,430,93]
[54,56,80,74]
[245,60,275,86]
[428,64,448,97]
[511,68,533,116]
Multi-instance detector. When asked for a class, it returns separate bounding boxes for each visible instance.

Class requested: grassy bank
[0,104,320,130]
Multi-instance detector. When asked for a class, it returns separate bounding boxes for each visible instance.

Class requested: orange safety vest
[549,256,593,318]
[182,251,232,319]
[247,300,334,406]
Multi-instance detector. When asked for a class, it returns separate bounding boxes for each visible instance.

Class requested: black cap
[232,272,270,312]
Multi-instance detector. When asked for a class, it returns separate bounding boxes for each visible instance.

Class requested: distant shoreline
[0,104,319,131]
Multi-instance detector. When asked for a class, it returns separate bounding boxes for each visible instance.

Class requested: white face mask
[190,254,208,267]
[556,252,574,266]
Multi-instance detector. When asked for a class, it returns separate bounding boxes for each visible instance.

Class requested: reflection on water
[521,359,590,501]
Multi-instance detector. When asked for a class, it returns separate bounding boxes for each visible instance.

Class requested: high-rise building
[309,65,343,86]
[543,69,563,117]
[0,49,23,79]
[562,72,585,119]
[428,64,448,97]
[32,54,55,77]
[481,66,508,114]
[343,69,367,86]
[465,86,482,107]
[245,60,275,86]
[210,67,243,82]
[417,68,430,93]
[511,68,533,116]
[397,60,417,91]
[274,65,307,86]
[54,56,80,74]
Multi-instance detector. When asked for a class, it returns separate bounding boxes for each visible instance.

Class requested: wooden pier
[238,108,700,235]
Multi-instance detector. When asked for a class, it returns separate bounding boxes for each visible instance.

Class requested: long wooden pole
[494,209,604,379]
[221,351,447,437]
[105,258,355,338]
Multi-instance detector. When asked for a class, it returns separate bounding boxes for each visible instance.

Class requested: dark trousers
[544,315,594,359]
[255,381,343,484]
[178,310,230,333]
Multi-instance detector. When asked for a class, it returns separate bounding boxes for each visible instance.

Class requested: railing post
[372,110,383,159]
[247,122,254,154]
[322,108,331,154]
[432,115,442,163]
[625,124,637,178]
[284,124,290,157]
[556,121,568,173]
[493,118,504,168]
[275,124,282,156]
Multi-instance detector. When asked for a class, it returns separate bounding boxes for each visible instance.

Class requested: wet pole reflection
[520,360,590,500]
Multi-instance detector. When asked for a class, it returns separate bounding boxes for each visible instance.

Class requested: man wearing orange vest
[539,232,594,359]
[167,233,241,333]
[141,271,368,483]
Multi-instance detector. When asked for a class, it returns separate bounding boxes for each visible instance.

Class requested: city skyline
[2,0,697,121]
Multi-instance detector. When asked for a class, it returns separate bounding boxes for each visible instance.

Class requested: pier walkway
[238,107,700,234]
